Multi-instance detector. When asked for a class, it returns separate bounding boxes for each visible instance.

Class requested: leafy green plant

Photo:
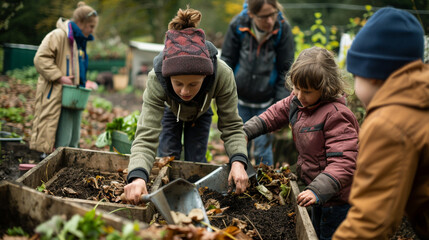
[92,97,113,112]
[7,226,29,237]
[0,107,25,123]
[292,12,339,58]
[87,70,100,82]
[95,110,140,148]
[6,66,39,87]
[310,12,339,51]
[35,208,141,240]
[346,5,373,37]
[87,39,128,60]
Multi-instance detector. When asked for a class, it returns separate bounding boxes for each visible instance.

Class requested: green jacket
[127,42,248,183]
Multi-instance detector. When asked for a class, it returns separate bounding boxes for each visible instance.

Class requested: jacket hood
[366,60,429,115]
[56,17,69,34]
[153,40,218,105]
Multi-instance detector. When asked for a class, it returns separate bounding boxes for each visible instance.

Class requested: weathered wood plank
[291,180,318,240]
[0,181,145,231]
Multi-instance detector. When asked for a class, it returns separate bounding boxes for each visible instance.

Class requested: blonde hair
[168,6,201,30]
[286,46,345,101]
[72,1,97,23]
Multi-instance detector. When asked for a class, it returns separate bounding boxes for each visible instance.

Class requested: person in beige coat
[333,7,429,239]
[30,2,98,154]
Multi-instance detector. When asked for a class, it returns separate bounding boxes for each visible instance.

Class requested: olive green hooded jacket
[127,42,248,183]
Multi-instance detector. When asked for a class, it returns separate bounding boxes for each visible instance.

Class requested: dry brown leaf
[161,175,170,185]
[171,211,192,225]
[188,208,204,222]
[245,229,258,238]
[231,217,248,230]
[204,198,220,209]
[62,187,78,195]
[223,225,241,235]
[154,156,175,168]
[254,202,271,210]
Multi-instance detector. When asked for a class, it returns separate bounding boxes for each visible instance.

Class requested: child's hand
[297,190,317,207]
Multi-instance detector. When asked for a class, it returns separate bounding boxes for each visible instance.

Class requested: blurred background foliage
[1,0,428,49]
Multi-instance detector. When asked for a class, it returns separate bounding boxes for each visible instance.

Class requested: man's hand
[297,189,317,207]
[228,161,249,194]
[123,178,148,205]
[59,76,74,85]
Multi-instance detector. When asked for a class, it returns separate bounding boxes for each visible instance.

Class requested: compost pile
[43,157,174,203]
[150,164,297,240]
[200,164,297,240]
[44,167,128,202]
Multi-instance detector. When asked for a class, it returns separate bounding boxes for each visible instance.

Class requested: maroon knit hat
[162,28,213,77]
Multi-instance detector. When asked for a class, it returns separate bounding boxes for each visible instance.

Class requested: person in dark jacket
[124,7,250,205]
[221,0,294,166]
[244,47,359,240]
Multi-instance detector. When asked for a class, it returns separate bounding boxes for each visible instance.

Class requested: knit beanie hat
[162,28,213,77]
[347,7,424,80]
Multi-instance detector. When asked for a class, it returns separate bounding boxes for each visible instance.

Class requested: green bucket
[111,130,132,154]
[61,85,91,110]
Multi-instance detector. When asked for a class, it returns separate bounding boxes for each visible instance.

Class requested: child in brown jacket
[333,7,429,240]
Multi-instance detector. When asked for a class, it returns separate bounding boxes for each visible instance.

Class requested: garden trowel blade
[142,178,210,225]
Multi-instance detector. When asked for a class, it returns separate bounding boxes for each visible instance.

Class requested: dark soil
[201,188,297,240]
[43,166,156,203]
[0,140,42,181]
[46,167,127,202]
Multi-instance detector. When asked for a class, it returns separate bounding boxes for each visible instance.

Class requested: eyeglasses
[86,10,98,18]
[255,11,278,21]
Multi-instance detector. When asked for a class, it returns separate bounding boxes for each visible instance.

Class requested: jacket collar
[366,60,429,115]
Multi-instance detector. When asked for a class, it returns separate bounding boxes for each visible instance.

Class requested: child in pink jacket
[244,46,359,240]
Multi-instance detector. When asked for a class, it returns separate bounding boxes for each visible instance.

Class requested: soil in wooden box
[44,167,129,203]
[201,188,297,240]
[150,164,298,240]
[200,164,297,240]
[40,156,174,204]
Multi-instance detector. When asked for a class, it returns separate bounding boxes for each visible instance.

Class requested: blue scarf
[69,21,94,87]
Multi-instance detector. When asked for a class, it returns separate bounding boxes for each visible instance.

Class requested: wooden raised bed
[17,147,317,239]
[290,180,318,240]
[17,147,155,222]
[0,180,142,235]
[153,163,318,240]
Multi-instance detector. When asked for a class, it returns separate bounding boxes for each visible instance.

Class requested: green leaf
[6,226,28,236]
[280,184,291,199]
[95,132,109,148]
[59,215,84,239]
[36,181,46,192]
[35,215,65,239]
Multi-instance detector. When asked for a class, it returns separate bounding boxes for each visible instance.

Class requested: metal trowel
[141,178,210,225]
[195,163,258,195]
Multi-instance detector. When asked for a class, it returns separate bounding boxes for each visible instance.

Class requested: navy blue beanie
[347,7,424,80]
